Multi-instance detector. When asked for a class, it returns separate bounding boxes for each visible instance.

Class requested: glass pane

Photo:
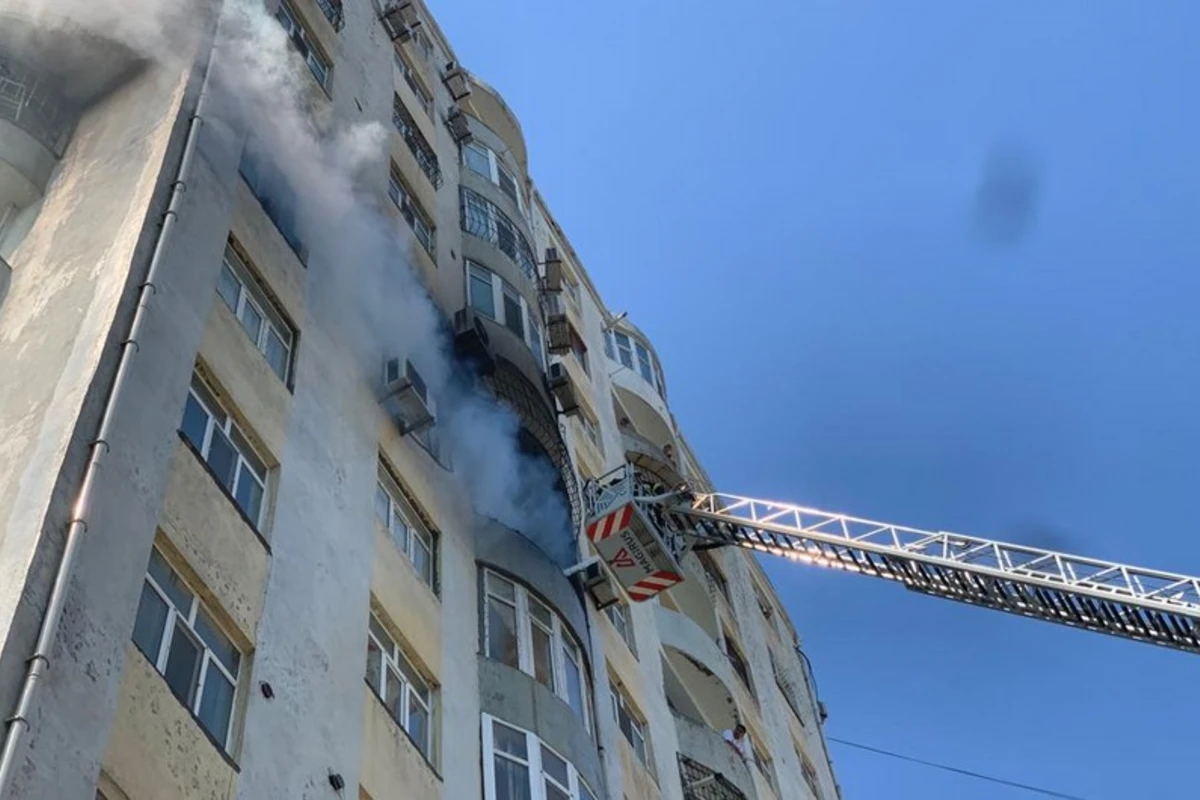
[530,623,554,690]
[238,299,264,344]
[528,596,553,627]
[265,329,289,380]
[365,636,383,693]
[132,582,168,663]
[234,466,265,525]
[579,782,597,800]
[465,143,491,177]
[390,509,409,552]
[540,745,568,786]
[411,532,432,585]
[206,428,238,490]
[528,324,542,361]
[197,666,235,746]
[407,692,429,754]
[217,263,241,312]
[180,393,210,452]
[487,572,516,601]
[374,483,390,525]
[543,782,568,800]
[493,757,531,800]
[502,293,523,338]
[194,607,239,674]
[564,653,584,719]
[637,349,654,383]
[148,550,194,613]
[486,598,519,667]
[231,427,267,480]
[163,622,201,706]
[492,721,527,758]
[498,167,519,205]
[369,615,395,652]
[469,272,496,319]
[385,667,404,722]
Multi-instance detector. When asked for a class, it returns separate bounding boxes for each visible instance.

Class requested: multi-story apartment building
[0,1,840,799]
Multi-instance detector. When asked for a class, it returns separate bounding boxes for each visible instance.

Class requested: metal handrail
[392,98,441,188]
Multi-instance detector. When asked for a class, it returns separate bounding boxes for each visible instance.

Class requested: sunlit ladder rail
[657,493,1200,654]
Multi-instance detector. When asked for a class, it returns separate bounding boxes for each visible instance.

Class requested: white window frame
[466,261,544,364]
[393,47,433,116]
[275,0,332,88]
[578,413,599,449]
[217,242,295,383]
[604,330,667,398]
[388,166,436,255]
[133,547,241,751]
[180,374,268,528]
[462,141,523,210]
[482,715,598,800]
[483,571,592,733]
[366,612,435,759]
[609,681,648,765]
[374,467,435,589]
[604,603,635,654]
[753,742,779,797]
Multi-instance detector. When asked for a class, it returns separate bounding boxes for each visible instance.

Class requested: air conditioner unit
[442,61,471,101]
[547,361,580,416]
[381,357,436,435]
[453,308,496,375]
[577,560,620,610]
[446,106,472,145]
[380,2,422,40]
[541,247,563,292]
[546,313,571,355]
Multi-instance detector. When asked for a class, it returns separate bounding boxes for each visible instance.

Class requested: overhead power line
[828,737,1089,800]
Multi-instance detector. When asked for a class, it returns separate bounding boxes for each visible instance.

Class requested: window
[604,604,635,655]
[570,329,589,377]
[609,681,648,765]
[275,0,331,88]
[393,95,441,187]
[467,262,544,360]
[724,632,753,695]
[579,414,599,449]
[393,47,432,116]
[217,242,295,382]
[375,467,436,589]
[240,138,306,262]
[132,547,241,750]
[180,373,268,527]
[604,330,667,399]
[563,275,581,308]
[753,743,779,797]
[366,612,434,759]
[771,652,806,726]
[483,716,598,800]
[697,551,730,603]
[388,165,436,255]
[483,571,592,731]
[800,752,823,800]
[313,0,343,30]
[460,187,536,280]
[462,142,523,209]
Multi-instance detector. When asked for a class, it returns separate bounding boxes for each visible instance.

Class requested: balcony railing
[392,97,442,188]
[679,755,747,800]
[460,186,536,281]
[314,0,345,31]
[0,54,75,157]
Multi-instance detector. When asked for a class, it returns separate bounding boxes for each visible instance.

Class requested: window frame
[180,374,268,528]
[482,715,598,800]
[604,329,668,399]
[217,242,295,383]
[388,164,436,256]
[482,570,592,733]
[724,630,754,696]
[466,260,545,364]
[459,187,535,280]
[132,547,241,752]
[697,551,730,603]
[393,46,433,116]
[462,141,523,210]
[374,466,436,590]
[604,603,635,655]
[609,680,649,765]
[275,0,332,89]
[366,611,435,759]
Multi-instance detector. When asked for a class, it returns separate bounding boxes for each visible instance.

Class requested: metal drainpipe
[0,43,217,797]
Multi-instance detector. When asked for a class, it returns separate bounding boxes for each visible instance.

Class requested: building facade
[0,1,841,799]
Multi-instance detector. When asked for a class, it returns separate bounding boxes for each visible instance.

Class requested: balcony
[621,427,682,489]
[674,715,756,800]
[657,605,738,733]
[0,53,74,157]
[460,186,536,282]
[393,96,441,188]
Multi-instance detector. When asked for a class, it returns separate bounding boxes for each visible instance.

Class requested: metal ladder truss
[665,493,1200,654]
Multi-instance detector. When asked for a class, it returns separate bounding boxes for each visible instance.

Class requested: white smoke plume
[14,0,574,555]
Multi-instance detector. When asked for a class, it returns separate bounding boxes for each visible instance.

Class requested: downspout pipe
[0,41,218,797]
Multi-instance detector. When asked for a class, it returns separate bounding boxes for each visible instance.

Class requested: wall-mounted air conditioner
[453,308,495,375]
[381,357,436,435]
[442,62,471,101]
[547,361,580,416]
[380,2,422,41]
[446,106,472,145]
[573,560,620,610]
[541,247,563,292]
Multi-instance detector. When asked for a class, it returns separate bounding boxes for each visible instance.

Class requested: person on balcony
[722,723,750,761]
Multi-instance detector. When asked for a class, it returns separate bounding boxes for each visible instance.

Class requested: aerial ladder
[582,465,1200,654]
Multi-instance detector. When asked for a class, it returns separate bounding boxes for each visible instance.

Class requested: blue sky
[432,2,1200,797]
